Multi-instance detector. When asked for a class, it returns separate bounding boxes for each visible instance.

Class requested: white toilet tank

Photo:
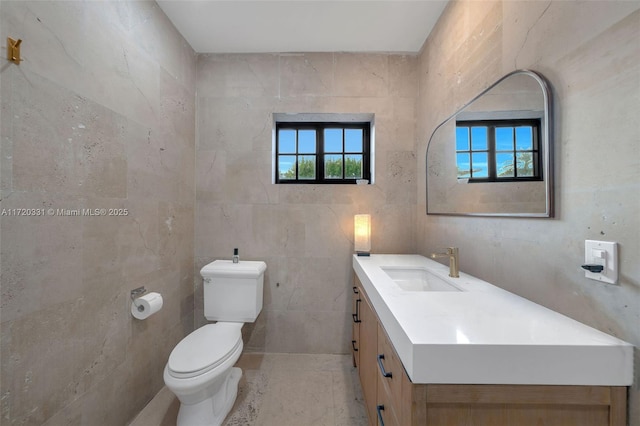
[200,260,266,322]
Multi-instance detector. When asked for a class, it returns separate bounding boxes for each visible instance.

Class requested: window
[275,122,371,184]
[456,119,541,182]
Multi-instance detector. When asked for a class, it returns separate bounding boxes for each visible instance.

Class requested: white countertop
[353,254,634,386]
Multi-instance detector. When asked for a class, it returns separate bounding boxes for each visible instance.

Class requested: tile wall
[194,53,418,353]
[0,1,196,424]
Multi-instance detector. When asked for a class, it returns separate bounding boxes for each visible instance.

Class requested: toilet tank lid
[201,260,267,279]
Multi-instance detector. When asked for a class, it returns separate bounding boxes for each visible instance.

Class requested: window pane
[298,155,316,180]
[456,153,470,178]
[471,127,488,150]
[515,126,533,150]
[278,155,296,179]
[324,154,343,179]
[298,130,316,154]
[275,120,370,183]
[471,152,488,178]
[495,127,514,151]
[496,153,514,177]
[345,129,363,152]
[516,152,534,177]
[452,120,540,182]
[345,154,363,178]
[279,129,296,153]
[324,128,343,152]
[456,127,470,151]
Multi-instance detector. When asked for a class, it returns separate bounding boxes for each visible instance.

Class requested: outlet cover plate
[584,240,618,284]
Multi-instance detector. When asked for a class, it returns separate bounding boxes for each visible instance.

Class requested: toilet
[164,260,266,426]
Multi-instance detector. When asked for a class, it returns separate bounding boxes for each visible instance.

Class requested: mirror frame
[426,69,554,218]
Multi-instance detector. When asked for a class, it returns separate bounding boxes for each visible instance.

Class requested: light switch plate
[584,240,618,284]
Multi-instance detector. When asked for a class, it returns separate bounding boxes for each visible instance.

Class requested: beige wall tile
[1,192,84,322]
[334,53,389,97]
[197,54,280,98]
[280,53,335,97]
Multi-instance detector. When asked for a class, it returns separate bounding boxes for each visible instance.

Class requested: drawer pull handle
[352,299,361,323]
[376,404,385,426]
[353,286,359,294]
[377,354,392,378]
[351,340,358,352]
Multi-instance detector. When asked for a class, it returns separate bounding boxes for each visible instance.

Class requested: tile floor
[129,353,368,426]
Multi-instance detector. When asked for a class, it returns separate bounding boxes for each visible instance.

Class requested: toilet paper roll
[131,292,163,320]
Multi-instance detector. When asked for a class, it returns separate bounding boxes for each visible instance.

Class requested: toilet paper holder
[130,286,147,312]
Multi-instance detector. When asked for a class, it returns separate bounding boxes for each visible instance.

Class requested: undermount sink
[381,267,462,292]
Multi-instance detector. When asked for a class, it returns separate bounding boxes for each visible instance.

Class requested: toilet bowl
[164,260,266,426]
[164,322,243,426]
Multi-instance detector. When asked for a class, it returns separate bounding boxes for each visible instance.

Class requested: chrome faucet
[430,247,459,278]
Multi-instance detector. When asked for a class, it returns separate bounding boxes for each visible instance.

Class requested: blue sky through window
[324,128,342,152]
[516,126,533,150]
[496,127,513,150]
[345,129,363,152]
[298,130,315,153]
[279,129,296,153]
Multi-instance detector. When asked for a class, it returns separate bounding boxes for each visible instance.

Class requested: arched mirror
[426,70,553,217]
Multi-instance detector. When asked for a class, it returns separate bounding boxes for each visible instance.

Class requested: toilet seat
[167,323,242,379]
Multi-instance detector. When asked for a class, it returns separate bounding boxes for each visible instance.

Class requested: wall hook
[7,37,23,65]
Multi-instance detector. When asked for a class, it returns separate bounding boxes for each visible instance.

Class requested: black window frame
[455,118,542,183]
[275,122,371,184]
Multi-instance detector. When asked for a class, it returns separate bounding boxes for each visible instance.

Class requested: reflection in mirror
[426,70,553,217]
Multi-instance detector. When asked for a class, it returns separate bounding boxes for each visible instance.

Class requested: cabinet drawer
[352,320,360,367]
[377,370,400,426]
[377,324,404,422]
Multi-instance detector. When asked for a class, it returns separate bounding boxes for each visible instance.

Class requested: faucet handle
[432,247,457,255]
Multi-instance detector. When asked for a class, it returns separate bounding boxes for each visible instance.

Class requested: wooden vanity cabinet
[353,275,628,426]
[355,276,403,425]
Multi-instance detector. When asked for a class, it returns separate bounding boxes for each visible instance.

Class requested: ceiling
[157,0,449,54]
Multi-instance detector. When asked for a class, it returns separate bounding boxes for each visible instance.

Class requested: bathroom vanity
[351,254,632,426]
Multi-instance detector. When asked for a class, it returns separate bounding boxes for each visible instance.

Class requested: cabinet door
[352,285,361,367]
[357,281,378,424]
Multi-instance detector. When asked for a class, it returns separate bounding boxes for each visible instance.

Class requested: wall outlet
[584,240,618,284]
